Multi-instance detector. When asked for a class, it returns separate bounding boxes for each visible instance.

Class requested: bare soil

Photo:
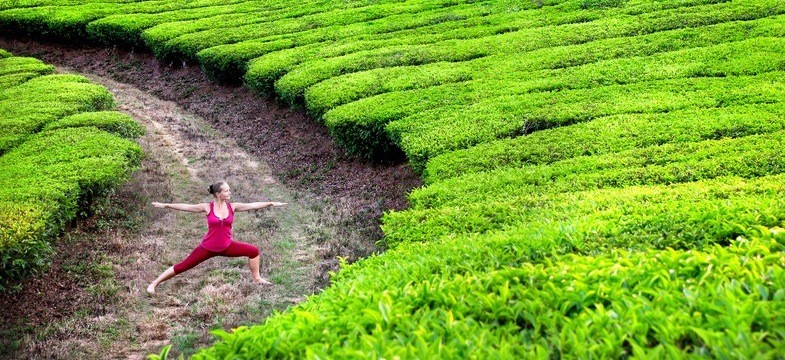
[0,37,422,359]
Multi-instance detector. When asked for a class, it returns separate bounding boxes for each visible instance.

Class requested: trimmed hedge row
[0,74,116,154]
[0,51,143,291]
[142,0,456,64]
[319,34,785,161]
[137,0,334,49]
[86,0,255,49]
[268,0,780,107]
[423,102,785,183]
[197,0,532,84]
[44,111,145,139]
[381,174,785,248]
[410,131,785,209]
[390,71,785,171]
[305,17,785,115]
[0,0,245,42]
[0,127,142,290]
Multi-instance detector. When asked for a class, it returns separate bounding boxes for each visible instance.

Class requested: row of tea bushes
[305,17,785,115]
[196,0,544,84]
[329,70,784,169]
[382,174,785,248]
[0,0,246,42]
[0,50,143,291]
[423,103,785,183]
[242,0,725,101]
[147,0,483,65]
[2,0,782,162]
[410,130,785,210]
[86,0,265,49]
[262,0,784,108]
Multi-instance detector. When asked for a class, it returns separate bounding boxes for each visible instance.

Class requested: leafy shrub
[0,127,142,290]
[0,51,143,291]
[44,111,145,139]
[424,102,785,182]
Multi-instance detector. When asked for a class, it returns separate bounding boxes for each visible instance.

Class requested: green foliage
[423,103,785,182]
[383,175,785,248]
[0,56,54,77]
[0,74,116,155]
[580,0,626,10]
[44,111,146,139]
[0,51,143,291]
[306,17,785,116]
[411,131,785,210]
[85,0,253,48]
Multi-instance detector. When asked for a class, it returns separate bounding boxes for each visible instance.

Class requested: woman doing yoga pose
[147,181,286,294]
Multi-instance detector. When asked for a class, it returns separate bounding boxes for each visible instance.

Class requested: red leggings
[173,241,260,274]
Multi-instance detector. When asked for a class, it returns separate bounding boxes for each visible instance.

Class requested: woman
[147,181,286,294]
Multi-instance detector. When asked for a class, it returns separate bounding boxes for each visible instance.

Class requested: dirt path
[99,72,334,358]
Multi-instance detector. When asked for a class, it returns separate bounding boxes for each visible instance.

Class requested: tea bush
[0,51,142,291]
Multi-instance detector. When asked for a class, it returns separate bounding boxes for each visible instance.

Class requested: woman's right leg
[147,245,215,294]
[221,241,271,285]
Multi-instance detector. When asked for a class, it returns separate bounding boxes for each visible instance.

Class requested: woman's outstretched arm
[233,202,287,212]
[151,202,208,213]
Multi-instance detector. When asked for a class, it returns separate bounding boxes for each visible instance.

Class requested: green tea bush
[44,111,145,139]
[0,51,142,291]
[411,131,785,209]
[143,0,409,63]
[85,1,253,48]
[139,0,332,50]
[197,1,519,84]
[0,55,54,77]
[0,127,142,290]
[0,0,252,42]
[1,0,784,355]
[382,175,785,248]
[388,71,785,171]
[0,72,40,88]
[271,0,782,105]
[305,18,785,114]
[424,102,785,182]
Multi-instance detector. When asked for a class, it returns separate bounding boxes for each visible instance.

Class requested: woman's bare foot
[254,277,273,286]
[147,283,156,295]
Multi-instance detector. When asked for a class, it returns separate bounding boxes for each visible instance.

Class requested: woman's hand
[271,202,287,206]
[151,202,167,208]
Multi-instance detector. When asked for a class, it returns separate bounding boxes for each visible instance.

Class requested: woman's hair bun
[208,181,226,196]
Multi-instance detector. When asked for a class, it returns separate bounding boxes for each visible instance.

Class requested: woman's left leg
[220,241,271,285]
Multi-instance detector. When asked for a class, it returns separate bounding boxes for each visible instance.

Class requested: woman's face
[217,184,231,200]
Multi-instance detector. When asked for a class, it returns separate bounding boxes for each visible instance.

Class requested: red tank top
[201,202,233,252]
